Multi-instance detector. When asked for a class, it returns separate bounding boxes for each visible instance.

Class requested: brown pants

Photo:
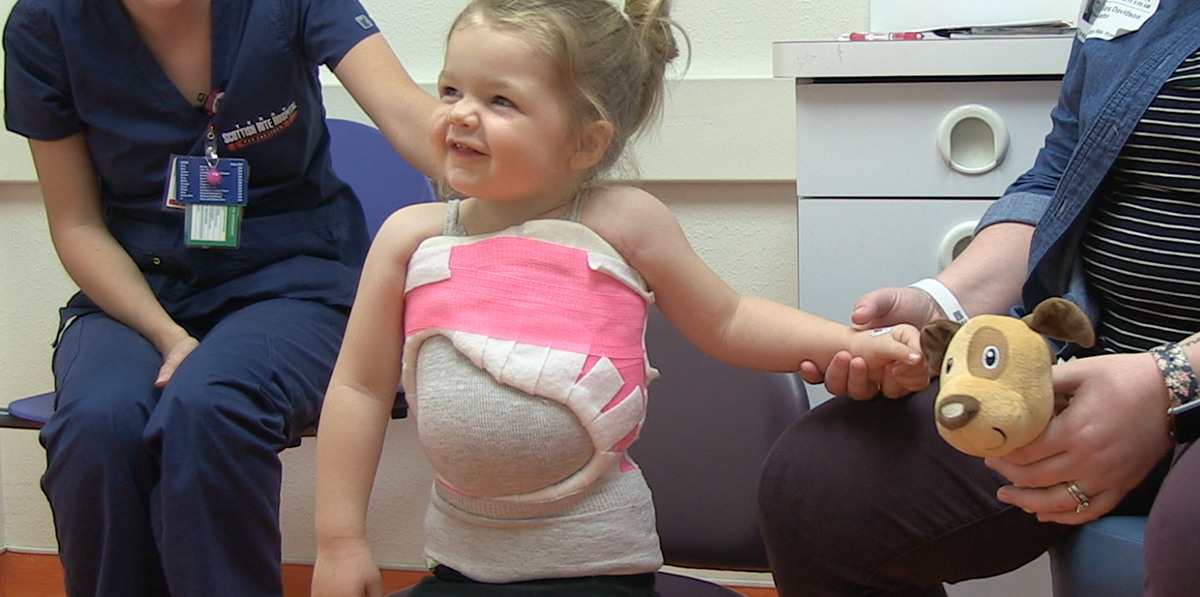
[757,384,1188,597]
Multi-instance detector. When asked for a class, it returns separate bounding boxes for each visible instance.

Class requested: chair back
[629,305,810,571]
[326,118,435,238]
[326,117,430,421]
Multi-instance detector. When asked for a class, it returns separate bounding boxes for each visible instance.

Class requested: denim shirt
[975,0,1200,354]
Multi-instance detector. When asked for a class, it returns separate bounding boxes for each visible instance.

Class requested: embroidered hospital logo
[220,101,299,151]
[355,14,374,29]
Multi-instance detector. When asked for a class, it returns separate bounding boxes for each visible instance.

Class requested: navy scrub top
[3,0,381,325]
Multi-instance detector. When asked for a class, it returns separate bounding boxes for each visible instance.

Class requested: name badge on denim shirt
[163,155,249,248]
[1077,0,1158,41]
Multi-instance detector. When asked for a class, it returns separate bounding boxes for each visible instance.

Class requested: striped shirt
[1081,48,1200,353]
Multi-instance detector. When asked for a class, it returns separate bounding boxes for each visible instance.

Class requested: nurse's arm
[28,135,194,365]
[333,33,438,178]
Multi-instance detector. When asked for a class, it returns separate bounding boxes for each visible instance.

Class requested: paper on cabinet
[870,0,1081,32]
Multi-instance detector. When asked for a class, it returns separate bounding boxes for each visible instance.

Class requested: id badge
[1077,0,1158,41]
[163,155,249,248]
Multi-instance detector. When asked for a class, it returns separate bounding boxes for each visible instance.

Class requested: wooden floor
[0,551,778,597]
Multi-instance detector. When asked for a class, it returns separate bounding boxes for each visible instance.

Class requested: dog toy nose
[937,395,980,430]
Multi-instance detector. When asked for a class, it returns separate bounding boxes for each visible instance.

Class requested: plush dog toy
[920,297,1095,458]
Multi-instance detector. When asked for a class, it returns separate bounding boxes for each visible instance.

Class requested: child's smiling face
[431,23,588,205]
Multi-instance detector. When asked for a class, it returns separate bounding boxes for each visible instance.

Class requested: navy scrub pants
[757,383,1192,597]
[41,298,346,597]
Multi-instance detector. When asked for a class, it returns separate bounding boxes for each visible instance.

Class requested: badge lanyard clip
[205,124,222,186]
[161,89,249,249]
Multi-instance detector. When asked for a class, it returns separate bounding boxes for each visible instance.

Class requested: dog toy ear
[1022,297,1095,349]
[921,320,962,371]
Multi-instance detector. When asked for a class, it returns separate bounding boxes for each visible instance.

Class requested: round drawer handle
[938,220,978,270]
[936,104,1009,175]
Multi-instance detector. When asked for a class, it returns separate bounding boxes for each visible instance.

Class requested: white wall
[0,0,863,579]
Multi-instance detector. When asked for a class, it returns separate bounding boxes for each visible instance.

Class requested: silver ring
[1065,482,1091,514]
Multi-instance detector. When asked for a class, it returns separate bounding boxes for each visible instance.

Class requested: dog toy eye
[945,356,954,374]
[982,346,1001,369]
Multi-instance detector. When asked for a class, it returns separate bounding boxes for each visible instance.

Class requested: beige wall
[0,0,870,575]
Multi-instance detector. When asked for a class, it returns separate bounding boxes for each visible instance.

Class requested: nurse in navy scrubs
[2,0,435,594]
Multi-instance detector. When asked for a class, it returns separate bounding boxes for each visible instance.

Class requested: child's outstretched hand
[848,324,929,399]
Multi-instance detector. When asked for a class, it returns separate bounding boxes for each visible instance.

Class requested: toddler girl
[312,1,929,595]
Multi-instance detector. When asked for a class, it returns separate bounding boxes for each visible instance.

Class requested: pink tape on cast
[406,236,649,404]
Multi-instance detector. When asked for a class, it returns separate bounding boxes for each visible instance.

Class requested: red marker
[847,32,925,41]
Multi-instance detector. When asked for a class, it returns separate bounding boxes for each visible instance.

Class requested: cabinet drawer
[798,197,993,324]
[795,79,1061,198]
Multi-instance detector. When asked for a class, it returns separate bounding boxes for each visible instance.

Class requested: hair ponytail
[624,0,682,67]
[622,0,686,156]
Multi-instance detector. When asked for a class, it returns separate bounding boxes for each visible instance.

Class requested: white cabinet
[774,37,1073,405]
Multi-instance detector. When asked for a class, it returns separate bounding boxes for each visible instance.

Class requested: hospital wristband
[908,278,969,324]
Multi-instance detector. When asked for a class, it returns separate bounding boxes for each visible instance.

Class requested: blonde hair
[450,0,686,179]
